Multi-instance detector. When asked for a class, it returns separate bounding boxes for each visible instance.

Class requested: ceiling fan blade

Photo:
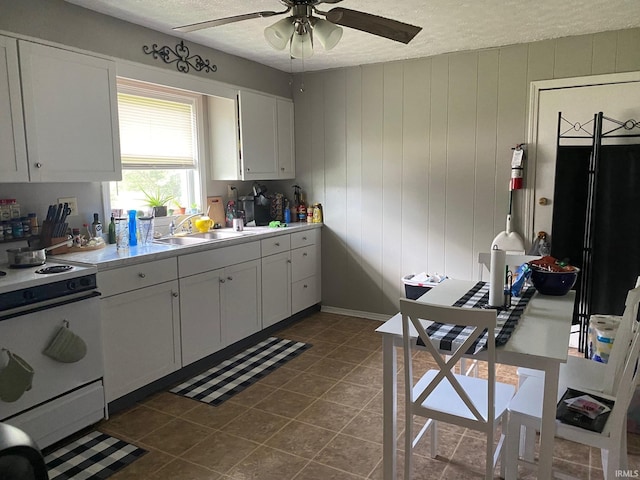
[174,10,287,33]
[325,7,422,44]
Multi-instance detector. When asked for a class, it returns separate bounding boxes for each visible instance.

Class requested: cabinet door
[291,245,318,282]
[18,40,121,182]
[179,269,224,366]
[0,36,28,182]
[221,259,262,345]
[261,251,291,328]
[276,98,295,179]
[101,281,180,403]
[238,90,278,180]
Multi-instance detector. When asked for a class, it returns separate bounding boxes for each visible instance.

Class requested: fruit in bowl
[528,256,580,296]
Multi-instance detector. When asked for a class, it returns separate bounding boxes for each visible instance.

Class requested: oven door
[0,293,103,421]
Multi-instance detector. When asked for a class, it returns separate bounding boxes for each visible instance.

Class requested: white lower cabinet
[178,242,262,363]
[221,259,262,345]
[179,269,223,366]
[101,280,180,403]
[261,250,292,328]
[290,230,321,314]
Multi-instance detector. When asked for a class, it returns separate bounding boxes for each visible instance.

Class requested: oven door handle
[0,291,101,322]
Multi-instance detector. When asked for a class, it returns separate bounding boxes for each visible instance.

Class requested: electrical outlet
[57,197,78,216]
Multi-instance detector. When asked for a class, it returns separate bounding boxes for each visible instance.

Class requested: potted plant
[141,188,174,217]
[172,200,186,215]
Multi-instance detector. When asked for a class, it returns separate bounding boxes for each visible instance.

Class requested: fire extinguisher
[510,143,525,190]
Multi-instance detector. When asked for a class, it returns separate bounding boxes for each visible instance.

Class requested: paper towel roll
[589,314,621,361]
[489,247,506,307]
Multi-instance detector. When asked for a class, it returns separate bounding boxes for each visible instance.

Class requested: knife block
[46,236,70,255]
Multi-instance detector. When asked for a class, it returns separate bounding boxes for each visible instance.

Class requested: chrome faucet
[169,213,203,236]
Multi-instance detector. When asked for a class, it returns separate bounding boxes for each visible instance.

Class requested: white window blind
[117,90,197,169]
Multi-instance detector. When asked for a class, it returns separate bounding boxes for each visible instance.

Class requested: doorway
[526,72,640,349]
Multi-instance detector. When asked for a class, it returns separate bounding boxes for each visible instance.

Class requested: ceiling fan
[173,0,422,59]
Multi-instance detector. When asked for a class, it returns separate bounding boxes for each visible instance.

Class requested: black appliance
[0,423,49,479]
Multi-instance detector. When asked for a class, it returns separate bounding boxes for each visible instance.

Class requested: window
[108,78,204,216]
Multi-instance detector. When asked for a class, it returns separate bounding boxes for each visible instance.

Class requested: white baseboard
[320,305,391,323]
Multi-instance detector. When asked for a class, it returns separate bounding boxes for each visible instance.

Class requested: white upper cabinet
[18,40,121,182]
[0,36,28,182]
[209,90,295,181]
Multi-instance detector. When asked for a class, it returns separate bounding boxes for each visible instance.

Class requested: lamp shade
[290,30,313,59]
[264,17,295,50]
[313,18,343,50]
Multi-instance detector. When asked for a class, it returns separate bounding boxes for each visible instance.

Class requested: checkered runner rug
[45,431,146,480]
[420,281,536,354]
[171,336,311,406]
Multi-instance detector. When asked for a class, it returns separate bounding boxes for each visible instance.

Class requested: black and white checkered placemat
[171,336,311,406]
[45,431,146,480]
[423,281,536,354]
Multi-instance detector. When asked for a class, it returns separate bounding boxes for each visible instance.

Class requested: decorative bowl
[529,266,580,296]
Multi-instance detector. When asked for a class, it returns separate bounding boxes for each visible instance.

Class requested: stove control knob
[67,279,78,290]
[79,277,92,287]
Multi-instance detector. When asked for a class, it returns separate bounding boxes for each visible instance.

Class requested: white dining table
[376,278,576,479]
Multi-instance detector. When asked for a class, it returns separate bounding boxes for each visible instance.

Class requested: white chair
[504,305,640,480]
[400,298,515,479]
[515,282,640,463]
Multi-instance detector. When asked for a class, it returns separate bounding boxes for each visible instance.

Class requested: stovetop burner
[35,265,73,274]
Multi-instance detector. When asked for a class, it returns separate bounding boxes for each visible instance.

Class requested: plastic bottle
[108,216,116,244]
[28,213,39,236]
[128,209,137,246]
[312,203,323,223]
[284,200,291,224]
[92,213,103,238]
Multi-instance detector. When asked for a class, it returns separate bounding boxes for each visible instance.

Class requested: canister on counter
[28,213,39,236]
[306,205,314,223]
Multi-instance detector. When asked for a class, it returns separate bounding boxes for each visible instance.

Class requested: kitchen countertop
[50,223,322,271]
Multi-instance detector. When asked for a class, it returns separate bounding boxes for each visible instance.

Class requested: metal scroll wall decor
[143,41,217,74]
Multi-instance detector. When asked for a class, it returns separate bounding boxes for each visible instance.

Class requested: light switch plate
[57,196,78,216]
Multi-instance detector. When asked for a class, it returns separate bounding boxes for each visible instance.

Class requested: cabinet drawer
[291,245,317,282]
[99,257,177,297]
[292,275,318,314]
[291,229,318,249]
[261,234,291,257]
[179,241,261,277]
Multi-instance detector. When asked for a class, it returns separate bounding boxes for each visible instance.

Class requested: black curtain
[551,144,640,316]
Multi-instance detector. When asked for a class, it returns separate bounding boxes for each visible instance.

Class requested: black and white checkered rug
[171,336,311,406]
[45,431,146,480]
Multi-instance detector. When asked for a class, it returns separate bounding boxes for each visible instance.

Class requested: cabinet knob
[281,167,285,171]
[275,242,280,246]
[303,252,308,257]
[246,167,250,171]
[287,259,292,263]
[302,236,307,240]
[172,291,178,297]
[35,162,42,168]
[227,276,233,281]
[220,278,226,283]
[138,273,146,278]
[303,284,308,288]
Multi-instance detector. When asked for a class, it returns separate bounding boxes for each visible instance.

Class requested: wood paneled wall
[294,29,640,316]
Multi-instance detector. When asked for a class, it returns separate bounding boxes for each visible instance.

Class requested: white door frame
[524,71,640,243]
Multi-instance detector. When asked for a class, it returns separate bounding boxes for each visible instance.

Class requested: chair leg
[519,423,536,462]
[430,420,438,459]
[504,413,521,480]
[405,410,414,480]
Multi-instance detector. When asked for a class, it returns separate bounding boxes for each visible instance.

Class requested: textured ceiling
[65,0,640,73]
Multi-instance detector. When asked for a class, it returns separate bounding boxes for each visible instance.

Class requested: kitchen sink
[154,236,211,246]
[154,230,252,246]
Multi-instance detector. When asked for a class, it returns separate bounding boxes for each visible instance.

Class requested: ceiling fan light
[290,31,313,59]
[264,17,295,50]
[313,19,343,50]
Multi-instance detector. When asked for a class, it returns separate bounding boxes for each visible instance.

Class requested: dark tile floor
[94,311,640,479]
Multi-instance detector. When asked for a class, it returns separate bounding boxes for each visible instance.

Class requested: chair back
[400,298,497,429]
[603,282,640,394]
[604,311,640,438]
[477,252,540,281]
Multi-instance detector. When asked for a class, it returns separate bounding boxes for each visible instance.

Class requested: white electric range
[0,260,105,449]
